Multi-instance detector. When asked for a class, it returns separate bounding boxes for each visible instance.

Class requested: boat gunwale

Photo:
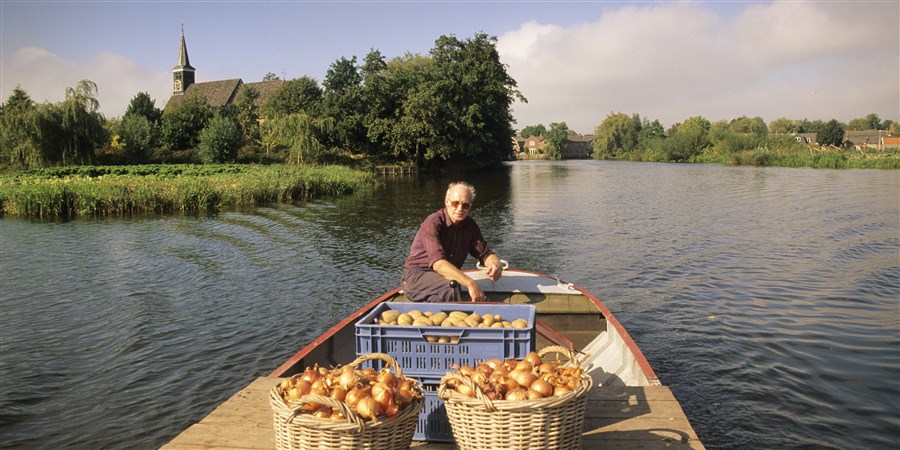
[267,269,659,385]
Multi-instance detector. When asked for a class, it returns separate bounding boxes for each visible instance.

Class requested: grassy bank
[0,164,374,217]
[691,148,900,169]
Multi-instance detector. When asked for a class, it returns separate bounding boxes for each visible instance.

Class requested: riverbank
[0,164,374,217]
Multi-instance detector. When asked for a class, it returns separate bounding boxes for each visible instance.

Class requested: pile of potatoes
[377,309,529,328]
[376,309,529,343]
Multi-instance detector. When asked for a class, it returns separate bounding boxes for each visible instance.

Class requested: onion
[510,369,537,388]
[313,407,332,419]
[330,386,347,402]
[371,383,394,409]
[338,367,359,391]
[530,379,553,397]
[356,397,381,420]
[376,370,396,387]
[524,352,543,367]
[514,360,534,373]
[300,368,319,384]
[538,362,556,374]
[505,388,528,401]
[554,386,572,396]
[383,403,399,419]
[526,389,544,400]
[345,388,365,408]
[484,359,503,370]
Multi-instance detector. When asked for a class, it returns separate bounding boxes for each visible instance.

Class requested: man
[401,181,503,302]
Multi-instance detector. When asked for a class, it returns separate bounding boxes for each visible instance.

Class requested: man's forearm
[432,259,476,289]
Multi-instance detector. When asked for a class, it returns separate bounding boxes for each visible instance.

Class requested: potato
[397,313,414,326]
[408,309,424,319]
[466,313,481,324]
[441,318,456,327]
[502,321,512,328]
[449,311,468,320]
[511,318,529,328]
[425,335,438,343]
[482,314,495,326]
[438,336,451,343]
[464,318,480,328]
[380,309,401,324]
[490,322,504,328]
[413,317,434,327]
[430,312,448,325]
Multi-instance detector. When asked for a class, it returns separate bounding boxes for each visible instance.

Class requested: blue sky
[1,1,897,133]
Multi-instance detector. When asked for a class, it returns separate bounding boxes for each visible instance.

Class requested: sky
[1,0,897,134]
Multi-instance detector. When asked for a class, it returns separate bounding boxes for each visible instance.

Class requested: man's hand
[486,261,503,281]
[467,281,486,302]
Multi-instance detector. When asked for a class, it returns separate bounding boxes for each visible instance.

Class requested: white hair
[446,181,476,200]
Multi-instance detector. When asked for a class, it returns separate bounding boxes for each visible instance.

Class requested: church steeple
[172,26,195,95]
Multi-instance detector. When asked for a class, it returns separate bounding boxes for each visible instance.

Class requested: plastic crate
[413,376,453,442]
[355,303,535,378]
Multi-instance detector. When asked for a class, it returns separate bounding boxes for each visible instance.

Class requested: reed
[0,164,374,217]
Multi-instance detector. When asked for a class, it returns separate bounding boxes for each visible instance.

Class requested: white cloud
[1,47,171,118]
[498,1,900,133]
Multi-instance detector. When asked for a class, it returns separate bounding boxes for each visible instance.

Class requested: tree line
[0,33,523,171]
[518,113,896,162]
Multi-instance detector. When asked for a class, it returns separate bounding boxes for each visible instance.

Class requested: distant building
[164,29,283,112]
[514,133,593,159]
[844,130,895,151]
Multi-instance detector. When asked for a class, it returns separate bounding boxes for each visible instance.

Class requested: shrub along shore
[0,164,374,218]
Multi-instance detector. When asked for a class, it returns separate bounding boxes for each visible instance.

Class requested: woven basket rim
[436,345,593,411]
[270,352,425,432]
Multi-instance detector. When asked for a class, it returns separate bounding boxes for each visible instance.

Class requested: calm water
[1,161,898,449]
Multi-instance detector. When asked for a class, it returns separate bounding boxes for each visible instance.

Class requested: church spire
[172,25,195,95]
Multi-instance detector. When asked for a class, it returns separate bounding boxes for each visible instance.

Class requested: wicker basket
[270,353,424,450]
[438,345,593,450]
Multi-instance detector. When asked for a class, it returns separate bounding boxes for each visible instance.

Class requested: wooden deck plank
[163,378,704,450]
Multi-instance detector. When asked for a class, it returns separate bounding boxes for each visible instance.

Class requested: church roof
[173,30,194,71]
[164,79,287,112]
[164,79,242,111]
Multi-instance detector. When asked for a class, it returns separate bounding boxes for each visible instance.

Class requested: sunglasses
[448,200,472,210]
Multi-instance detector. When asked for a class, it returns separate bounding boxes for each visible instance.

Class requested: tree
[322,56,365,152]
[58,79,107,165]
[593,112,641,159]
[847,113,883,130]
[818,119,845,147]
[119,114,154,163]
[520,124,546,138]
[235,85,261,144]
[729,116,768,138]
[197,116,242,163]
[661,116,710,161]
[545,122,569,159]
[124,92,162,125]
[769,117,799,134]
[266,113,333,165]
[264,76,323,117]
[263,72,281,81]
[159,94,214,150]
[0,86,36,167]
[636,118,665,150]
[425,33,524,166]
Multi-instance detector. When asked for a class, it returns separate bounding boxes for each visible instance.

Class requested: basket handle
[346,352,404,378]
[538,345,582,368]
[287,394,367,432]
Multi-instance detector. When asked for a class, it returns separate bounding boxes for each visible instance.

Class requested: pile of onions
[278,364,422,421]
[444,351,584,401]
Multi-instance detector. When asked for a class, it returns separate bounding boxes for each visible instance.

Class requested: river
[1,160,898,449]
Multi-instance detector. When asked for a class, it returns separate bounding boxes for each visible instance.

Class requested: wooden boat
[163,269,705,449]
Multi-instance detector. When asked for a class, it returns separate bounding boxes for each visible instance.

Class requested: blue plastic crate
[413,376,452,442]
[355,303,535,378]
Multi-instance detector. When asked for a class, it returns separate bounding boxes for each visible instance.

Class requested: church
[163,30,284,112]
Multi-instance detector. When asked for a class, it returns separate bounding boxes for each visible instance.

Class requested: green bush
[198,117,242,164]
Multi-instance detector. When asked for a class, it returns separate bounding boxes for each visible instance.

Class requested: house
[163,30,283,112]
[844,130,895,151]
[793,133,818,145]
[514,133,594,159]
[562,132,593,159]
